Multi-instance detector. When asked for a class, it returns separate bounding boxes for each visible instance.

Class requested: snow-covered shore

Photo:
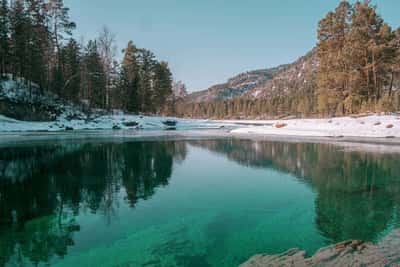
[228,114,400,138]
[1,112,400,141]
[0,114,226,132]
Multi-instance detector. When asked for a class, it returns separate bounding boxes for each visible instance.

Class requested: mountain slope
[184,66,286,103]
[184,50,318,104]
[247,49,318,98]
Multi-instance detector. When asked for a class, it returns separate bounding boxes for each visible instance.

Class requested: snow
[2,77,400,139]
[0,113,227,132]
[229,114,400,138]
[0,77,228,132]
[2,112,399,140]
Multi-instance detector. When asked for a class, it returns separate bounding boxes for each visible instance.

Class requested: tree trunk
[389,70,394,96]
[372,51,379,99]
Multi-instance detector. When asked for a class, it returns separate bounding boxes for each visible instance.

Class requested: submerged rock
[240,229,400,267]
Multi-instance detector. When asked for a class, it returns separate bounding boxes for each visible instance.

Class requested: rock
[65,126,74,131]
[240,229,400,267]
[162,120,178,127]
[112,125,121,130]
[122,121,139,127]
[275,122,287,128]
[386,124,394,129]
[65,113,84,121]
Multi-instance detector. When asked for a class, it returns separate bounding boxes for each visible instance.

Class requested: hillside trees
[317,1,399,115]
[0,0,174,114]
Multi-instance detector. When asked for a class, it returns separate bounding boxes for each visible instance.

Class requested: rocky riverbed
[240,229,400,267]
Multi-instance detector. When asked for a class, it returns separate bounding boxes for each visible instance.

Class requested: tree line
[0,0,173,113]
[175,1,400,119]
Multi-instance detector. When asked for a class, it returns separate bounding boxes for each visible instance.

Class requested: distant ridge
[184,49,318,103]
[184,65,286,103]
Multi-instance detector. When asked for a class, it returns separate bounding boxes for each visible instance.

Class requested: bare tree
[98,26,117,109]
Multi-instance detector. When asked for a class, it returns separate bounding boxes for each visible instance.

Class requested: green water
[1,138,400,267]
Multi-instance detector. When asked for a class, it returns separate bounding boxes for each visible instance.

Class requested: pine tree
[60,38,81,102]
[120,41,139,112]
[46,0,75,69]
[9,0,29,79]
[0,0,9,76]
[137,49,156,112]
[26,0,50,88]
[153,61,173,113]
[316,1,352,115]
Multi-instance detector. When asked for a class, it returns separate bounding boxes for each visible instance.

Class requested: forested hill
[184,66,286,103]
[177,1,400,119]
[0,0,175,119]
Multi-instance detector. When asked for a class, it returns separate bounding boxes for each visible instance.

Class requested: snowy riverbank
[1,113,400,141]
[228,114,400,138]
[0,114,227,132]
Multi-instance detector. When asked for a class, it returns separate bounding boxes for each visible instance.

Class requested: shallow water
[1,138,400,267]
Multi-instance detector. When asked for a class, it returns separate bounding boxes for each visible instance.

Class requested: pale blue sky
[65,0,400,91]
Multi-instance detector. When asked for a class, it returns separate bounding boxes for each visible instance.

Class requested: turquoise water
[1,138,400,266]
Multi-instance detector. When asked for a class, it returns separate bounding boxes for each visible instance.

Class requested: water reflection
[189,140,400,243]
[0,139,400,266]
[0,141,187,266]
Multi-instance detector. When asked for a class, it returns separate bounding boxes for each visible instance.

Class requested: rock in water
[162,120,178,127]
[122,121,139,127]
[240,229,400,267]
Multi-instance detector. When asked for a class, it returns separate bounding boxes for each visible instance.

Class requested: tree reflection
[1,138,399,266]
[190,139,400,243]
[0,141,187,266]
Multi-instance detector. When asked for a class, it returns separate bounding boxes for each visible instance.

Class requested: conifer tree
[153,61,173,113]
[60,38,81,102]
[120,41,139,112]
[316,1,352,115]
[137,49,156,112]
[9,0,29,79]
[46,0,75,69]
[26,0,50,88]
[0,0,9,76]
